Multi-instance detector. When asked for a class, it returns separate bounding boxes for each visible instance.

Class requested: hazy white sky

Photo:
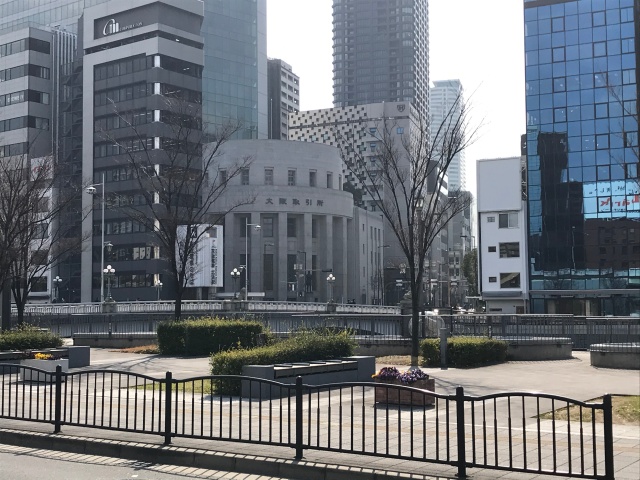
[267,0,527,189]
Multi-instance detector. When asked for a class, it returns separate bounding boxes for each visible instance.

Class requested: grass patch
[376,355,423,366]
[114,345,160,354]
[540,396,640,425]
[131,378,215,395]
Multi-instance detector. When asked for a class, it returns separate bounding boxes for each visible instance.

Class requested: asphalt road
[0,443,288,480]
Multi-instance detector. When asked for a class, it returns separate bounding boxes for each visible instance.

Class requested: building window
[288,169,296,186]
[219,169,227,185]
[262,217,274,237]
[241,168,249,185]
[498,212,518,228]
[487,216,495,223]
[499,242,520,258]
[500,273,521,289]
[488,246,497,253]
[397,127,404,134]
[309,170,317,187]
[488,277,497,283]
[264,168,273,185]
[327,172,333,188]
[287,218,297,237]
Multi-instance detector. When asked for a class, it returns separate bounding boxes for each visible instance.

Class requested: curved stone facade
[210,140,383,303]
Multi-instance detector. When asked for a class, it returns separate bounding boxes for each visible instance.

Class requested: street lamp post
[52,275,62,303]
[86,174,113,302]
[103,265,115,300]
[244,219,261,299]
[154,281,163,301]
[326,273,336,303]
[230,268,241,298]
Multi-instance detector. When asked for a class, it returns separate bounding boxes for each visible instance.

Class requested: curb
[0,428,450,480]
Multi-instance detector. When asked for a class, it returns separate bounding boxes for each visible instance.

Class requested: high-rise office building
[332,0,429,121]
[0,0,268,140]
[267,58,299,140]
[523,0,639,315]
[431,79,466,191]
[201,0,267,139]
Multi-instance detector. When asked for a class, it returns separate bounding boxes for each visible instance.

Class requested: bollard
[439,327,448,369]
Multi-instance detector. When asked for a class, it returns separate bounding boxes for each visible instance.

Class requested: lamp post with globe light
[230,268,241,298]
[85,174,113,302]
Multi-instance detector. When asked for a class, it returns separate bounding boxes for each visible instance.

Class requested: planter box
[374,377,436,406]
[19,359,68,382]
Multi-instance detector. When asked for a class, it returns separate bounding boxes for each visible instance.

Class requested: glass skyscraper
[524,0,639,315]
[332,0,429,121]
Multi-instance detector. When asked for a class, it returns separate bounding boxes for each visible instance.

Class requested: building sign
[265,197,324,207]
[99,18,143,37]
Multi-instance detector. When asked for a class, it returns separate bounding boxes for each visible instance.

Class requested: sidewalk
[1,349,638,480]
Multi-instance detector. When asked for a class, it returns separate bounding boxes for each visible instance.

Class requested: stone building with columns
[210,140,384,303]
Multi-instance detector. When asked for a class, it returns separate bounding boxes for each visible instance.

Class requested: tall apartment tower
[0,0,269,140]
[430,79,466,191]
[523,0,639,316]
[267,58,299,140]
[332,0,429,121]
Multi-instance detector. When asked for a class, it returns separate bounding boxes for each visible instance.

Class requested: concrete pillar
[249,212,262,296]
[277,213,288,300]
[323,215,333,302]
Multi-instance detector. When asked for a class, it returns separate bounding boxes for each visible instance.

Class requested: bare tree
[335,98,476,365]
[0,153,87,329]
[97,93,253,318]
[461,248,479,297]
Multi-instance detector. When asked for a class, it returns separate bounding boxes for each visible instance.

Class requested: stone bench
[590,343,640,370]
[494,337,573,361]
[241,356,375,398]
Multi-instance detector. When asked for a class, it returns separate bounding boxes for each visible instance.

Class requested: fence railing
[439,315,640,349]
[12,300,400,316]
[0,365,615,479]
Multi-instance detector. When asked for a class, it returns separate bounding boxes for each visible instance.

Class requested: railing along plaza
[0,364,615,480]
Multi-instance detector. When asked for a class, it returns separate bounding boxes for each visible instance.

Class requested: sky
[266,0,527,193]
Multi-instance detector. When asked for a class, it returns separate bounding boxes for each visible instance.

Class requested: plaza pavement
[0,349,638,480]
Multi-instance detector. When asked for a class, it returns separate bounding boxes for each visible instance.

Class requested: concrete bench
[241,356,375,398]
[495,337,573,361]
[590,343,640,369]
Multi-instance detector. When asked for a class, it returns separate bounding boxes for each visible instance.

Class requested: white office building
[477,157,528,313]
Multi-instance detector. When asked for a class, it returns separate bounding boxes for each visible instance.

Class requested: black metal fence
[0,364,615,479]
[438,315,640,349]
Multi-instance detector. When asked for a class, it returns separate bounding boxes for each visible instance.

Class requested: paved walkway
[1,349,638,480]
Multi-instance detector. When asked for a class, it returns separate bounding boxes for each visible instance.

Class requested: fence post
[602,394,615,480]
[164,371,172,445]
[439,328,448,369]
[53,365,62,434]
[295,376,304,459]
[456,386,467,478]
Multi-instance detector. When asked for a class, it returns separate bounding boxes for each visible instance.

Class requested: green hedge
[421,337,508,368]
[0,325,63,351]
[157,317,268,356]
[210,329,356,394]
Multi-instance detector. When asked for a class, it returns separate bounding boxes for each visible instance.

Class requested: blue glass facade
[0,0,109,33]
[524,0,640,315]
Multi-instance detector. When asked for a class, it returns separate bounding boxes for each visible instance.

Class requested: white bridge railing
[13,300,400,316]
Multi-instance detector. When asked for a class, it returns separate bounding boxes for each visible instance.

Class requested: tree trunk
[411,291,420,367]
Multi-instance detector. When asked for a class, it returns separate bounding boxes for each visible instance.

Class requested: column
[277,213,288,300]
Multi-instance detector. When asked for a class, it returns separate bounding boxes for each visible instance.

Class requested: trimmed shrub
[157,317,268,356]
[0,325,63,351]
[210,329,356,394]
[420,337,508,368]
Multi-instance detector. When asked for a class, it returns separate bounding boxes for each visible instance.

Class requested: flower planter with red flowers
[372,367,436,406]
